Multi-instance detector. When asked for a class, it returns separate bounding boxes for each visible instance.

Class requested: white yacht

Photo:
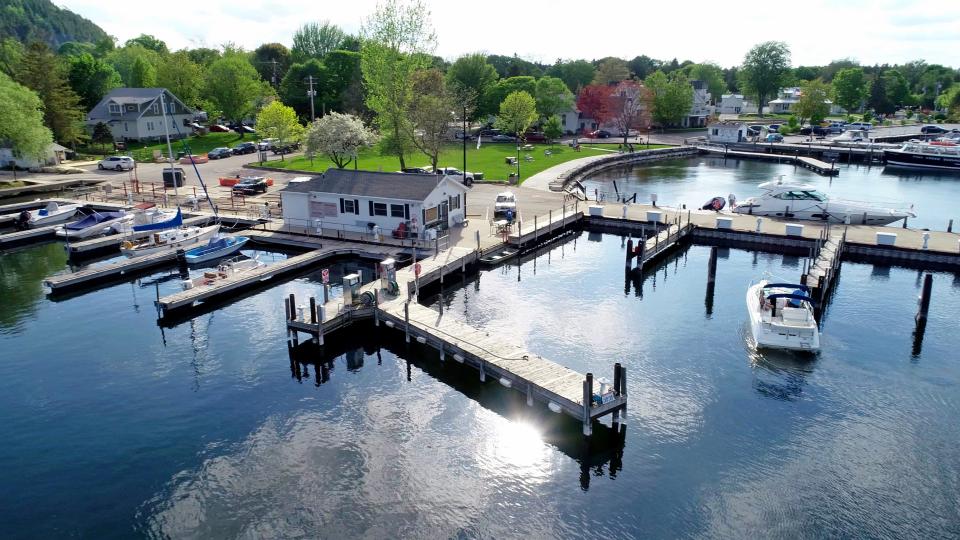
[746,280,820,352]
[120,224,220,257]
[732,176,916,225]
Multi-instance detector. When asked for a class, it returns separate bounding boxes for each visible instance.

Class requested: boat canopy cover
[133,207,182,232]
[65,211,125,230]
[763,282,809,291]
[766,293,817,306]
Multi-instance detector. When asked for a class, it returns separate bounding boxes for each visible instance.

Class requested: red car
[589,130,611,138]
[208,124,230,132]
[524,131,547,142]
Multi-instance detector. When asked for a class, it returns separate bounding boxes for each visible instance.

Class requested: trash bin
[176,151,186,160]
[162,168,185,187]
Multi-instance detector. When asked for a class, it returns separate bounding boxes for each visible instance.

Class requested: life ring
[712,198,723,210]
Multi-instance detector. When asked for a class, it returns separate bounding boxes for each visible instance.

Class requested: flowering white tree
[304,112,378,168]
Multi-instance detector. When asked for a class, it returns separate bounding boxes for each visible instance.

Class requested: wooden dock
[0,223,61,247]
[508,202,583,247]
[803,226,846,303]
[698,145,839,175]
[796,156,839,176]
[44,250,178,292]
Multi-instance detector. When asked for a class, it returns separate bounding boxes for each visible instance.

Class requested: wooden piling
[479,360,486,382]
[582,372,594,436]
[404,301,410,343]
[288,293,296,320]
[625,238,634,269]
[284,297,291,322]
[707,246,718,284]
[309,297,317,324]
[613,362,622,396]
[317,305,325,346]
[916,273,933,324]
[949,219,953,233]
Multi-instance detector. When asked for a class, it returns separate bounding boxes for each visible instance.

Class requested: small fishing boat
[181,256,265,290]
[746,280,820,351]
[25,202,81,227]
[120,224,220,257]
[479,247,519,265]
[55,211,132,239]
[184,236,249,264]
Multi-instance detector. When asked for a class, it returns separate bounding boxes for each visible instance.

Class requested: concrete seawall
[547,147,699,192]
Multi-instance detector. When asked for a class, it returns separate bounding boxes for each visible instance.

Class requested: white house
[718,94,758,115]
[706,122,749,144]
[86,88,194,142]
[280,168,469,238]
[0,143,68,169]
[681,80,714,128]
[768,87,846,116]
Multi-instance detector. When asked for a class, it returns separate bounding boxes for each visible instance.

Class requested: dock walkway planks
[44,250,177,291]
[0,223,61,247]
[698,145,839,176]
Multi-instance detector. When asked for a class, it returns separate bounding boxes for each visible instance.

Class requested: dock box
[716,217,732,229]
[785,223,804,237]
[588,205,603,217]
[876,232,897,246]
[646,211,662,223]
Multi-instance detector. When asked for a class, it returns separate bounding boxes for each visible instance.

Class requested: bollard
[916,273,933,324]
[756,217,762,233]
[625,238,634,269]
[922,232,930,250]
[949,219,954,233]
[309,297,317,324]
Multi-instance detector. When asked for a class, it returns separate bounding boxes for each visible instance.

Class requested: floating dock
[44,250,178,292]
[803,226,846,302]
[697,145,839,175]
[0,223,62,247]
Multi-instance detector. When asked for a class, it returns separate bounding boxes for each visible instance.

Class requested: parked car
[454,131,473,140]
[230,124,256,134]
[588,129,612,138]
[523,131,547,142]
[847,121,872,131]
[920,125,948,134]
[767,124,781,133]
[812,125,831,136]
[491,134,516,142]
[272,142,301,155]
[231,176,268,195]
[799,127,813,135]
[208,124,231,132]
[401,167,431,174]
[432,166,477,185]
[97,156,135,171]
[232,142,257,155]
[746,126,761,137]
[765,133,784,142]
[477,128,501,137]
[207,147,232,159]
[494,191,517,219]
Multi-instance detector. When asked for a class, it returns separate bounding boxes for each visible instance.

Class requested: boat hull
[184,236,249,264]
[121,225,220,257]
[883,149,960,171]
[746,282,820,352]
[28,205,80,226]
[56,216,132,239]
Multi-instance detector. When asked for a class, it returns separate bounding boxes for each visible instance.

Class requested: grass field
[261,142,668,182]
[78,132,250,161]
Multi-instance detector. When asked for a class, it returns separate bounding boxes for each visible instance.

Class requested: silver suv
[97,156,135,171]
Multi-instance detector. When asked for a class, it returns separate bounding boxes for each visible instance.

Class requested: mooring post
[309,297,317,324]
[475,229,480,253]
[582,373,594,436]
[708,246,718,284]
[318,305,325,346]
[526,382,534,406]
[404,301,410,343]
[289,293,296,320]
[373,289,380,327]
[479,360,486,382]
[916,273,933,324]
[284,297,291,327]
[949,219,954,233]
[534,215,538,243]
[625,238,634,269]
[549,209,553,234]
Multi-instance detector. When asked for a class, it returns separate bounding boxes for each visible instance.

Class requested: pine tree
[17,42,87,146]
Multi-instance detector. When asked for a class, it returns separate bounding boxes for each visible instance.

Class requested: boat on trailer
[746,280,820,352]
[184,236,249,264]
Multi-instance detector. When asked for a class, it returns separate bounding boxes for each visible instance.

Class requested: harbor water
[583,156,960,230]
[1,227,958,537]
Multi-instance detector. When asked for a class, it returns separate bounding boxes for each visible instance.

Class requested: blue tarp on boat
[133,208,182,232]
[65,211,124,231]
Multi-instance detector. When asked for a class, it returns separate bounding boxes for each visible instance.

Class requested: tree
[325,50,365,116]
[685,63,727,104]
[186,47,220,67]
[279,59,331,121]
[593,57,630,85]
[608,80,652,144]
[486,54,543,78]
[739,41,791,117]
[124,34,168,55]
[831,67,868,113]
[626,55,660,80]
[495,90,538,140]
[794,78,830,126]
[16,42,86,145]
[882,69,910,108]
[820,58,859,82]
[546,59,595,93]
[105,44,161,86]
[405,69,453,170]
[0,72,53,164]
[91,121,113,153]
[0,37,24,78]
[255,101,304,161]
[291,21,346,63]
[576,84,613,129]
[481,76,536,119]
[645,70,693,127]
[129,56,157,87]
[542,115,562,143]
[867,76,893,115]
[360,0,436,169]
[445,53,498,120]
[304,112,377,168]
[68,52,122,109]
[205,52,269,133]
[534,76,574,121]
[157,51,204,107]
[252,43,291,87]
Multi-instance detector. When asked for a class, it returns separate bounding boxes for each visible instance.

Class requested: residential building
[706,122,749,144]
[86,88,194,142]
[718,94,758,115]
[681,80,714,128]
[280,168,469,238]
[0,143,68,169]
[768,87,846,116]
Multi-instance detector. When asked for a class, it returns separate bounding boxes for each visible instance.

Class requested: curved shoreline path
[521,154,613,192]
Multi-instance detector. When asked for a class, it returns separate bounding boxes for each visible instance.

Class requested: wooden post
[613,362,622,396]
[707,246,718,285]
[284,297,291,324]
[916,273,933,324]
[582,373,594,436]
[526,382,533,406]
[323,284,329,304]
[373,289,380,327]
[404,301,410,343]
[949,219,954,233]
[317,305,325,346]
[549,209,553,234]
[534,215,538,243]
[475,229,480,252]
[479,360,486,382]
[309,297,317,324]
[289,293,296,320]
[625,238,634,269]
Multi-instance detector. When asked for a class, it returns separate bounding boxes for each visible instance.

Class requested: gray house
[86,88,194,142]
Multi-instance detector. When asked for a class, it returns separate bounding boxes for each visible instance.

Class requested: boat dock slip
[796,156,840,176]
[697,145,839,176]
[0,223,62,247]
[507,202,583,247]
[44,250,178,292]
[803,227,847,302]
[67,214,215,255]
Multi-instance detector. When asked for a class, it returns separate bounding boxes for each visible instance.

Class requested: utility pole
[305,75,317,122]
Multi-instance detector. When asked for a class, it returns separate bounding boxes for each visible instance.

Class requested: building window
[390,204,405,218]
[712,128,718,136]
[146,121,154,131]
[372,202,387,216]
[448,194,460,210]
[152,103,159,114]
[561,114,566,125]
[340,198,358,214]
[109,103,121,114]
[124,123,128,132]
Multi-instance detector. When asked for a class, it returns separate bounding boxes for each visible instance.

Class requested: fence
[279,216,447,251]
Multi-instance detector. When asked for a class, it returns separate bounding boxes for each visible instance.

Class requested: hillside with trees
[0,0,107,48]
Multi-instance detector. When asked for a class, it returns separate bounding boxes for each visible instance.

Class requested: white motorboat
[746,280,820,352]
[732,176,916,225]
[55,211,132,239]
[181,256,265,290]
[25,202,81,227]
[120,224,220,257]
[111,204,179,234]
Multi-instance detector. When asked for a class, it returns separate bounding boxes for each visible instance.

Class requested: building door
[439,201,449,229]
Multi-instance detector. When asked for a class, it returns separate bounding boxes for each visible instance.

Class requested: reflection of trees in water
[0,243,67,331]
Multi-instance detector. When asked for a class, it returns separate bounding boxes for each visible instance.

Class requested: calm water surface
[1,232,959,538]
[583,157,960,230]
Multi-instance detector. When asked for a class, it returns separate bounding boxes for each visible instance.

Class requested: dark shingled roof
[281,168,449,201]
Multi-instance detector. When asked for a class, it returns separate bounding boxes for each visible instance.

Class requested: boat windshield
[771,190,826,201]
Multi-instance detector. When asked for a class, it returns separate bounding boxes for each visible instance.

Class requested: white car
[433,166,477,185]
[494,191,517,218]
[97,156,135,171]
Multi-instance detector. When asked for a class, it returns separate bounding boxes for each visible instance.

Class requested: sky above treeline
[63,0,960,68]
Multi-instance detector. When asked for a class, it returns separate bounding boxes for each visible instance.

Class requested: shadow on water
[288,322,627,491]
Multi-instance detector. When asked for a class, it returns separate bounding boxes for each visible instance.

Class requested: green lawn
[78,132,250,161]
[261,142,667,182]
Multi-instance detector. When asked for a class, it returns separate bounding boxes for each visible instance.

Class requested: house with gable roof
[86,88,194,142]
